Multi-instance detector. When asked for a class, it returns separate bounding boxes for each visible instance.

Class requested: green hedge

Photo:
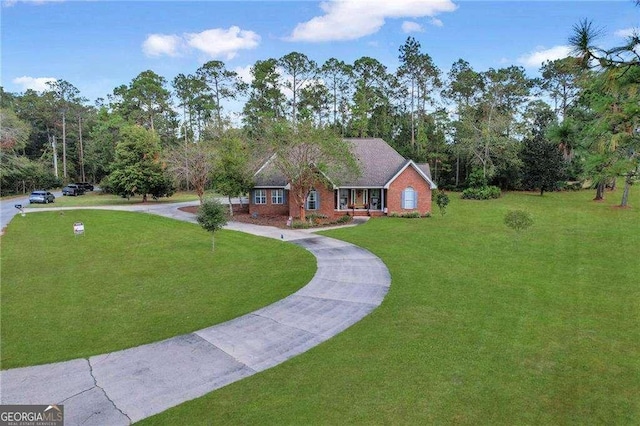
[461,185,501,200]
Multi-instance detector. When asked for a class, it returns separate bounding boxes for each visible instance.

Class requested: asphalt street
[1,191,63,233]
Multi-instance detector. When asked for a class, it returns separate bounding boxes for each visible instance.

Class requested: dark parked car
[62,184,85,196]
[75,182,94,191]
[29,190,55,204]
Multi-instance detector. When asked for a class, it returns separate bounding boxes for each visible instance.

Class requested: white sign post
[73,222,85,236]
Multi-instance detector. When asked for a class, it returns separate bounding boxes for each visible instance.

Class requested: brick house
[249,138,436,218]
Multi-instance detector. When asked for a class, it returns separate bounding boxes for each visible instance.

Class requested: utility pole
[51,135,59,178]
[78,115,85,182]
[62,109,67,179]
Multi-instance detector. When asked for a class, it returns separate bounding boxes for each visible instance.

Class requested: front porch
[335,188,386,216]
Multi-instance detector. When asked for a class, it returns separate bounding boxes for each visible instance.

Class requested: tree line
[1,23,638,206]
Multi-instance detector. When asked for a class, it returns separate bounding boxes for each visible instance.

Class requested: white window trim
[403,187,416,209]
[254,189,266,205]
[271,189,284,204]
[306,189,318,210]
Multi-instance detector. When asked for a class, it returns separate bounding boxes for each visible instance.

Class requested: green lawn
[140,189,639,425]
[0,210,315,369]
[25,190,204,208]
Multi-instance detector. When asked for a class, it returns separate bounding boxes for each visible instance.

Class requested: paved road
[0,190,62,233]
[0,204,390,425]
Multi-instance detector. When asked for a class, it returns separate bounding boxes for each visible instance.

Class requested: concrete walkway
[0,203,390,425]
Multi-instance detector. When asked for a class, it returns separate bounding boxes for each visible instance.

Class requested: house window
[370,189,380,210]
[271,189,284,204]
[339,189,349,209]
[402,187,417,209]
[306,189,318,210]
[254,189,266,205]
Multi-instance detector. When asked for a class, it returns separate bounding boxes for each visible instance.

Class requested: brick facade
[249,166,433,218]
[386,165,433,215]
[288,182,335,219]
[248,189,290,216]
[250,139,435,218]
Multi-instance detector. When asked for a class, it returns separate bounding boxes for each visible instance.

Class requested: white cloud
[142,34,182,57]
[12,76,56,92]
[288,0,457,42]
[234,65,253,85]
[141,26,260,60]
[402,21,424,34]
[615,27,638,38]
[430,17,443,27]
[2,0,65,6]
[517,45,572,68]
[185,26,260,60]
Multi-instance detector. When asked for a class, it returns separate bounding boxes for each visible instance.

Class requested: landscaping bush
[461,185,501,200]
[291,220,311,229]
[336,214,352,224]
[401,211,421,218]
[388,211,423,218]
[307,213,328,221]
[467,168,488,188]
[504,209,534,233]
[306,213,328,225]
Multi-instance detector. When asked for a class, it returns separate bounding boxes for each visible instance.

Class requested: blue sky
[2,0,638,104]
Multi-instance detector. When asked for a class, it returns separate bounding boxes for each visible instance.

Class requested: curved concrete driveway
[0,203,391,425]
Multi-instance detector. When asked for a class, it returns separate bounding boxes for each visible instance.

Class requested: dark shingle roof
[415,163,432,180]
[253,138,425,188]
[341,138,407,186]
[253,155,288,187]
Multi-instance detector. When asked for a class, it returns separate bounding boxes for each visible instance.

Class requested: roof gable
[383,160,437,189]
[252,154,288,187]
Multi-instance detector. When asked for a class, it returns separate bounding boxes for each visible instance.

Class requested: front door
[352,189,367,208]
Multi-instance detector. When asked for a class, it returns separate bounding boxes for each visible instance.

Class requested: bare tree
[166,142,215,205]
[264,120,358,220]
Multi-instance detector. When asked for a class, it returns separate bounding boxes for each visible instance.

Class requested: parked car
[62,184,86,196]
[29,190,55,204]
[75,182,94,191]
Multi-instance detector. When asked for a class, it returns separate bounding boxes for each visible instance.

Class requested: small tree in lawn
[504,210,533,233]
[435,189,450,217]
[197,199,227,251]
